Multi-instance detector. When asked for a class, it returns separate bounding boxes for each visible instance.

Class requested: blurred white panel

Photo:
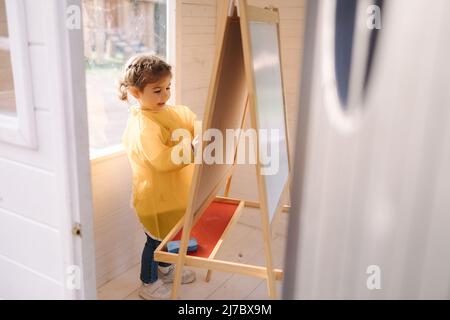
[284,0,450,299]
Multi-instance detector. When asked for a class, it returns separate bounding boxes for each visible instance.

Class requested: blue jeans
[140,233,172,284]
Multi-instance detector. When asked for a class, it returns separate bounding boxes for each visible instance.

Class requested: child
[119,54,197,300]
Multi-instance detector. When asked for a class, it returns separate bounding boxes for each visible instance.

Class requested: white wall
[91,154,145,288]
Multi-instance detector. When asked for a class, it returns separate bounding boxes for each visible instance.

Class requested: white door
[284,0,450,299]
[0,0,95,299]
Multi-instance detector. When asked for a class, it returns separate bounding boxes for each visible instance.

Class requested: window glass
[82,0,167,151]
[0,0,17,116]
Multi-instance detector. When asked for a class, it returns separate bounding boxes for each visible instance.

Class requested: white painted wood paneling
[29,45,51,111]
[91,154,146,288]
[0,111,56,171]
[0,0,96,299]
[177,0,217,120]
[24,0,48,45]
[0,159,58,227]
[0,255,64,299]
[0,208,63,281]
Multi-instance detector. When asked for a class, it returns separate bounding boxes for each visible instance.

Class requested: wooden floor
[97,206,289,300]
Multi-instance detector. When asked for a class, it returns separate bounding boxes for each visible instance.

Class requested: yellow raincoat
[122,105,196,240]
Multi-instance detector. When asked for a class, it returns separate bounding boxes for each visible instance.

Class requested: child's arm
[140,128,194,172]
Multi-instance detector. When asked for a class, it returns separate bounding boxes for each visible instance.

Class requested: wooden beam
[154,250,284,281]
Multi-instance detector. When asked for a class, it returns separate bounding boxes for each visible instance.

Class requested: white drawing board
[249,20,290,222]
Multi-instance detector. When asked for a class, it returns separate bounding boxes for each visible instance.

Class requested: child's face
[130,75,172,110]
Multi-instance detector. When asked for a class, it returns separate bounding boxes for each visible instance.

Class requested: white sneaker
[158,265,196,284]
[138,280,171,300]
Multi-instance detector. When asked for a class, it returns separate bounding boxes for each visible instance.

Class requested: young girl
[119,54,197,300]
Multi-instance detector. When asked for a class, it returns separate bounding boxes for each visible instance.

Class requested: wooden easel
[154,0,291,300]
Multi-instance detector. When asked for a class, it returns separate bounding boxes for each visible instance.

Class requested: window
[0,0,36,148]
[82,0,168,155]
[0,0,16,116]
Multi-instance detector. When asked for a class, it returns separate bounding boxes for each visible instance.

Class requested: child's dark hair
[118,53,172,101]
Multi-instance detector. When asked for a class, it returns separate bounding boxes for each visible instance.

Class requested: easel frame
[154,0,292,300]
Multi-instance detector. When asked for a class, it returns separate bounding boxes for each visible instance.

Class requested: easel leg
[256,169,278,298]
[205,268,212,283]
[262,223,277,299]
[171,209,195,299]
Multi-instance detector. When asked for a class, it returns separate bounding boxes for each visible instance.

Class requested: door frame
[47,0,96,299]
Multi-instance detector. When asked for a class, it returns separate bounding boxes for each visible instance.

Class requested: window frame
[0,0,37,149]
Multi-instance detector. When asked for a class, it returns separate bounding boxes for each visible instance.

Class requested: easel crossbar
[154,250,283,281]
